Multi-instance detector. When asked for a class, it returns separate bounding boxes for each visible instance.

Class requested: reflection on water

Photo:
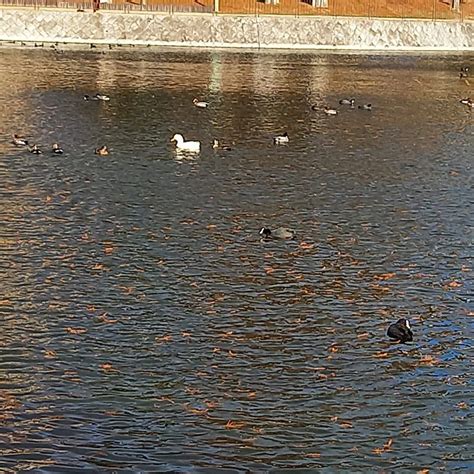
[0,47,473,472]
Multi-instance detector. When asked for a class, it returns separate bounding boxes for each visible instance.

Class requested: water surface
[0,47,473,472]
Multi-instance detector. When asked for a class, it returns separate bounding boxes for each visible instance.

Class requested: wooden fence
[0,0,472,19]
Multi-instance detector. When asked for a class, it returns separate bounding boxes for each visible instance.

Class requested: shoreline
[0,9,473,52]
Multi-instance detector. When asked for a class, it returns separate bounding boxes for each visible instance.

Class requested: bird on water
[12,134,28,146]
[387,318,413,343]
[259,227,296,240]
[273,132,289,144]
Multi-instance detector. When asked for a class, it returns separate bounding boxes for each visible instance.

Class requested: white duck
[171,134,200,152]
[324,106,338,116]
[12,134,29,146]
[193,98,208,108]
[273,132,289,144]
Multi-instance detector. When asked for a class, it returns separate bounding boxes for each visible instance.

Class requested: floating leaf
[419,355,439,366]
[339,421,353,429]
[98,312,118,324]
[43,349,57,359]
[100,363,115,372]
[383,438,393,450]
[374,273,396,280]
[372,447,384,455]
[158,396,175,404]
[65,327,87,335]
[155,335,172,344]
[225,420,246,429]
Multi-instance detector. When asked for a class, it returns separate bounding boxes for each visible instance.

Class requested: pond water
[0,46,473,472]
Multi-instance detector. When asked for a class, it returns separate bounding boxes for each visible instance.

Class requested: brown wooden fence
[0,0,472,19]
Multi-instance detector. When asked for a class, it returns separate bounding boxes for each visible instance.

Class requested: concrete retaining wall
[0,9,473,51]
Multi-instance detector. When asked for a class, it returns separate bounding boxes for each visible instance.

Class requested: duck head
[171,134,184,144]
[259,227,272,237]
[397,318,410,330]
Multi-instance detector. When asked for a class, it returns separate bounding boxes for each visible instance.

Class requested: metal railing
[0,0,471,19]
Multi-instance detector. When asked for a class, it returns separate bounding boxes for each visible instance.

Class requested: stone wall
[0,9,473,51]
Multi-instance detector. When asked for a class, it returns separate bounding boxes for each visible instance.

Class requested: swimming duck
[12,134,28,146]
[387,318,413,343]
[324,107,338,116]
[94,93,110,101]
[273,132,289,144]
[95,145,109,156]
[29,144,42,155]
[259,227,296,240]
[460,98,471,105]
[460,66,469,76]
[51,143,64,154]
[358,104,372,111]
[171,134,200,152]
[212,139,232,151]
[339,98,355,106]
[193,98,208,108]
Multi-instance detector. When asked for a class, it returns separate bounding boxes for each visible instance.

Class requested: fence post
[214,0,218,13]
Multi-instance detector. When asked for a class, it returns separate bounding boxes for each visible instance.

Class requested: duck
[193,98,208,108]
[259,227,296,240]
[387,318,413,343]
[460,66,469,77]
[324,106,338,116]
[94,93,110,101]
[339,98,355,106]
[95,145,109,156]
[28,144,42,155]
[84,94,110,101]
[460,98,474,108]
[171,134,200,152]
[51,143,64,154]
[358,104,372,111]
[212,139,232,151]
[12,134,28,146]
[273,132,289,144]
